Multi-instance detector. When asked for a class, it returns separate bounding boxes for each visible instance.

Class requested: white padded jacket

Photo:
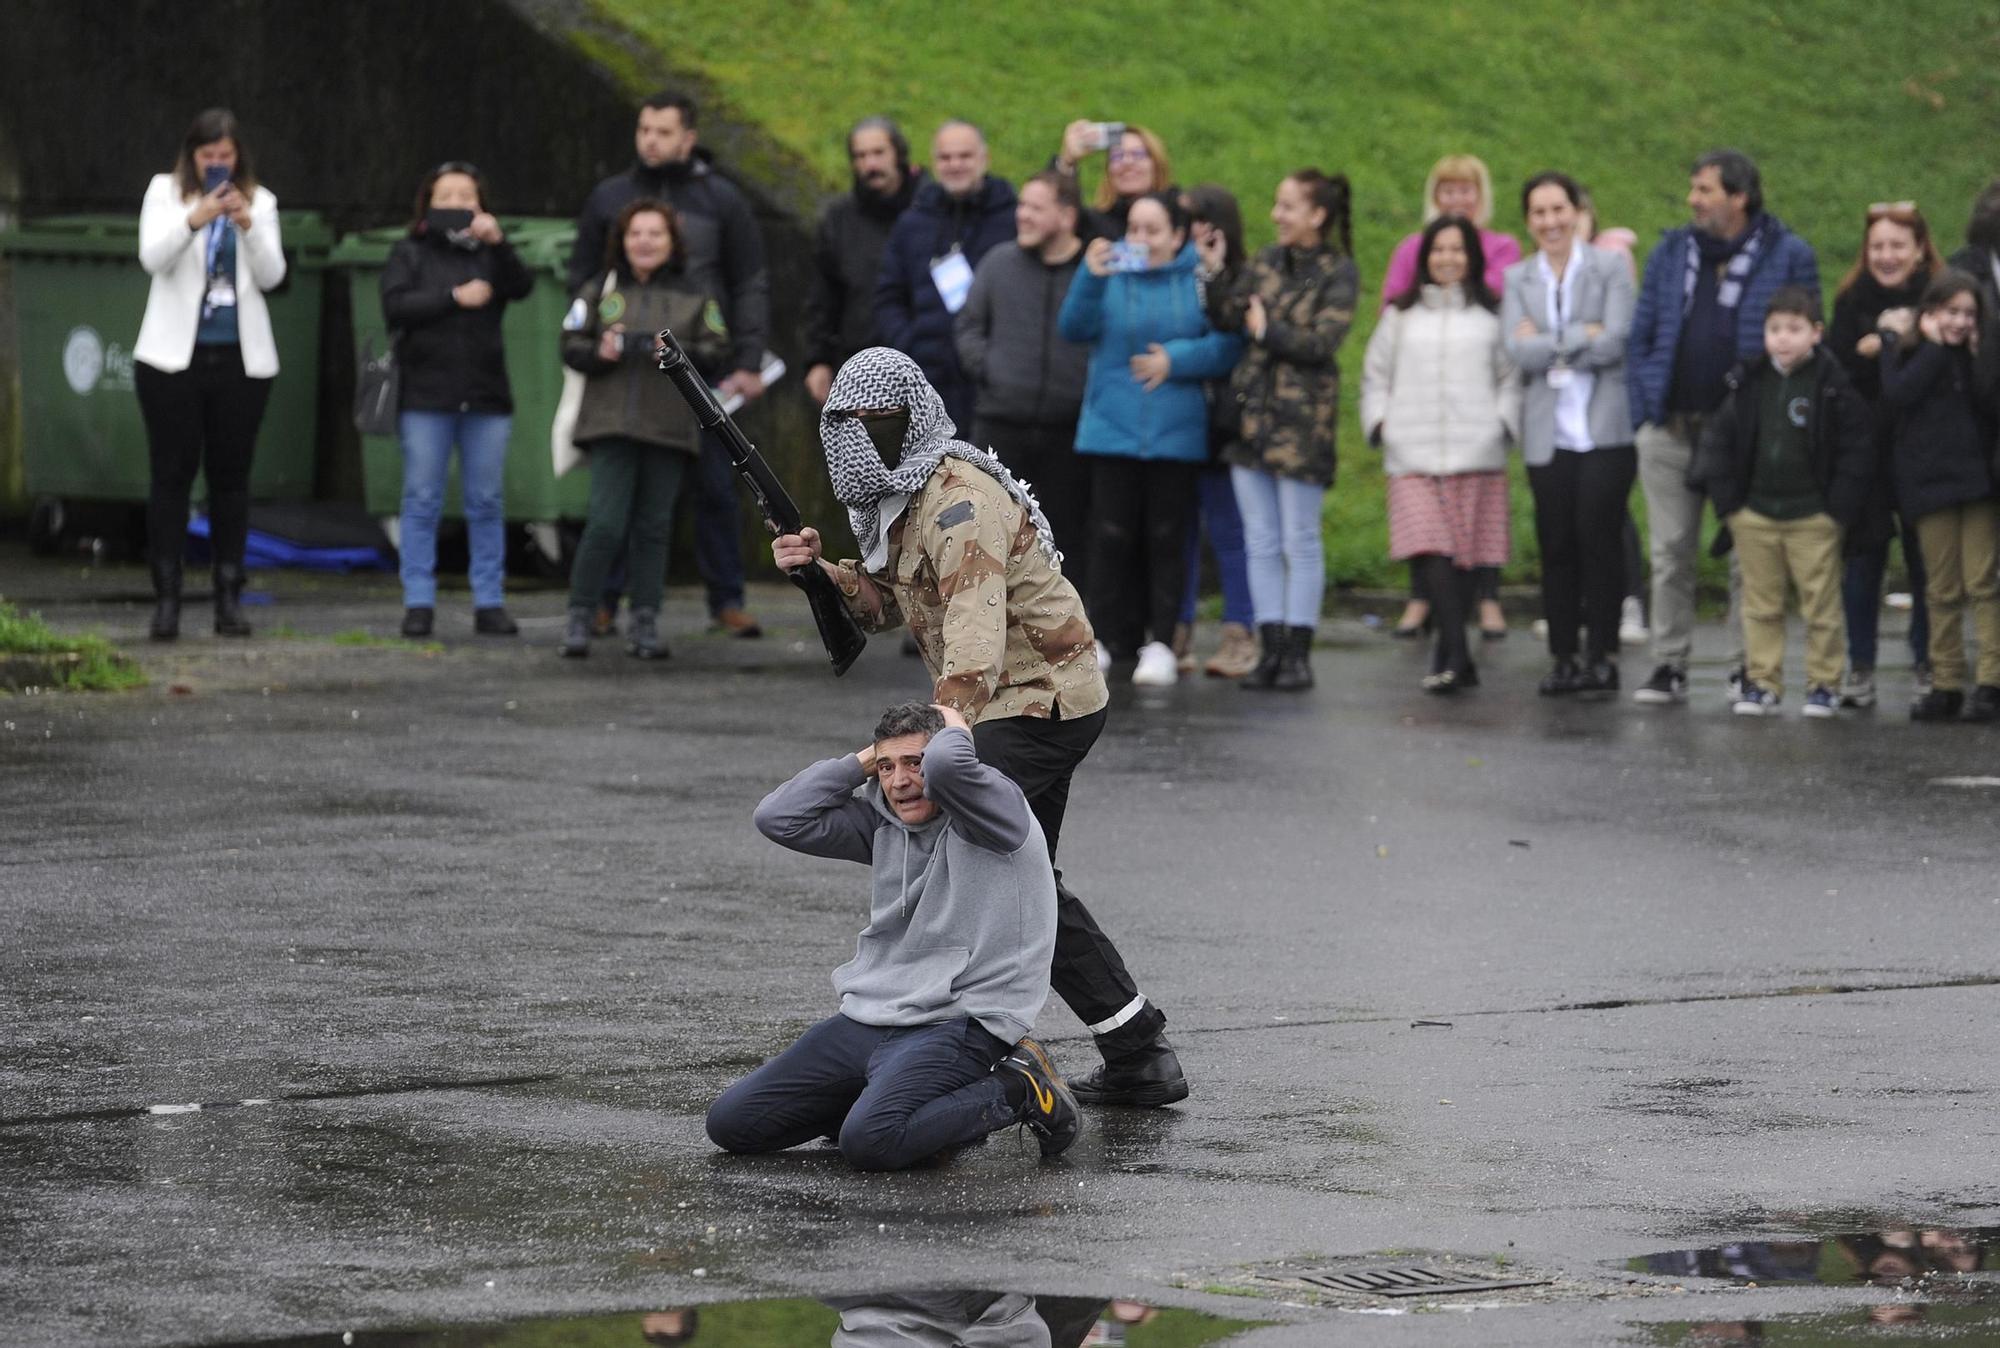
[1360,283,1520,478]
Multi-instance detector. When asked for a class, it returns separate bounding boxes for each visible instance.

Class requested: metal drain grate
[1295,1265,1552,1297]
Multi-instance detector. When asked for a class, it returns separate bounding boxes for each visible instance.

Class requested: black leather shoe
[1538,658,1581,696]
[1069,1032,1188,1108]
[1963,685,2000,723]
[1911,688,1964,722]
[149,558,182,642]
[1576,660,1620,694]
[1000,1037,1082,1156]
[401,606,434,638]
[1240,623,1286,690]
[472,606,518,636]
[212,564,253,637]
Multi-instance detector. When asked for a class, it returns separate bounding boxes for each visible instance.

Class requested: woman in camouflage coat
[1212,169,1361,690]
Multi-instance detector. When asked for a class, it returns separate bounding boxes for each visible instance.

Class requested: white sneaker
[1095,640,1112,672]
[1131,641,1179,686]
[1619,596,1650,647]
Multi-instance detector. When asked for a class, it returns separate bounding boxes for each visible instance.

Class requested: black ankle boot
[149,557,182,642]
[1240,623,1286,691]
[1272,624,1315,690]
[212,564,252,637]
[1069,1031,1189,1108]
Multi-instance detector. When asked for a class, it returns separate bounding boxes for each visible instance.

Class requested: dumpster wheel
[27,497,67,556]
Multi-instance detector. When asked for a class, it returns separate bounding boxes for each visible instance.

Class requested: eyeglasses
[1108,145,1151,165]
[1867,200,1918,218]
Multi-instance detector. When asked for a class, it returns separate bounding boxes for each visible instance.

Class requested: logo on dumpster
[62,326,135,396]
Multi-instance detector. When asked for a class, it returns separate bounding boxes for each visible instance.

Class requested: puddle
[1631,1225,1996,1287]
[213,1291,1263,1346]
[1638,1303,2000,1342]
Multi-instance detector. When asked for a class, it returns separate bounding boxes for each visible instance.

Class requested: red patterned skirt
[1386,471,1512,565]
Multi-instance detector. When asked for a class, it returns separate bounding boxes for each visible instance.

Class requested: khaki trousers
[1728,508,1846,693]
[1914,500,2000,690]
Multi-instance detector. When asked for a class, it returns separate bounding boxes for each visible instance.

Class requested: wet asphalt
[2,547,1997,1346]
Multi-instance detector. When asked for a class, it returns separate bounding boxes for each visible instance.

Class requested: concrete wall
[0,0,838,550]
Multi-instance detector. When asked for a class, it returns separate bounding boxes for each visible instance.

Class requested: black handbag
[353,335,400,437]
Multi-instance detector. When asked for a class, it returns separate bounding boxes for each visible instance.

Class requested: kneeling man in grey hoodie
[706,700,1080,1169]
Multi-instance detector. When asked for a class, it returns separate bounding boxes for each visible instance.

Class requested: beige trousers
[1729,509,1846,693]
[1915,500,2000,690]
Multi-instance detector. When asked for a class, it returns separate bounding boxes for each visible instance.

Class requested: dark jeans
[977,416,1091,597]
[1085,457,1199,655]
[973,707,1163,1052]
[568,439,687,611]
[690,428,746,616]
[1181,465,1253,627]
[1529,446,1638,662]
[1843,516,1930,671]
[135,348,272,571]
[706,1013,1016,1171]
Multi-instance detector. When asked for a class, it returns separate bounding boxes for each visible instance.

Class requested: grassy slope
[603,0,2000,587]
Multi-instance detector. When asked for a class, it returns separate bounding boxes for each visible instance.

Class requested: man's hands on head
[931,703,972,734]
[854,742,879,774]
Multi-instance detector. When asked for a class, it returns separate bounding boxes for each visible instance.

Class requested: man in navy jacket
[873,120,1018,429]
[1626,149,1819,706]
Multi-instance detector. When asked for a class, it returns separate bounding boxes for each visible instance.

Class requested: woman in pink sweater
[1382,154,1523,639]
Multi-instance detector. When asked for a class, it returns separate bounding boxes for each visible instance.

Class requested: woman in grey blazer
[1502,171,1637,696]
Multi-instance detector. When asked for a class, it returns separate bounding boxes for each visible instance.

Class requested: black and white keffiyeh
[821,347,1061,572]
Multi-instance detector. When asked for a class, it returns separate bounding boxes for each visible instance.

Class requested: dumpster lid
[0,210,335,258]
[326,217,575,275]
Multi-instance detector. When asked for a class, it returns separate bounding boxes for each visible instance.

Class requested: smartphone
[1089,121,1126,152]
[1107,241,1150,273]
[202,163,232,193]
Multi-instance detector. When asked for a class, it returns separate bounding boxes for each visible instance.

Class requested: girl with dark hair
[1211,169,1362,689]
[1176,182,1259,678]
[1362,215,1520,692]
[1878,271,2000,720]
[558,200,731,660]
[1827,201,1946,705]
[1502,172,1637,695]
[134,108,286,640]
[1060,191,1245,686]
[379,161,533,638]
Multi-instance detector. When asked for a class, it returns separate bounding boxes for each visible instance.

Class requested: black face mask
[425,207,477,247]
[861,409,911,465]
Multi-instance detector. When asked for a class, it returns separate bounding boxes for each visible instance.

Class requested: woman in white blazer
[134,108,286,640]
[1500,171,1636,697]
[1361,215,1521,693]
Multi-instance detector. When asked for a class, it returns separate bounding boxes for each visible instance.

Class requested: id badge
[1546,364,1574,390]
[929,250,974,314]
[206,277,237,311]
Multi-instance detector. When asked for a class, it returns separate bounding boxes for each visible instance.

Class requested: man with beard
[803,117,926,406]
[873,121,1018,429]
[770,347,1190,1110]
[567,90,768,636]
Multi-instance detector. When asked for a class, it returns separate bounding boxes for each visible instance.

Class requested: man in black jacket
[873,120,1018,430]
[803,117,925,407]
[952,170,1092,590]
[567,90,769,636]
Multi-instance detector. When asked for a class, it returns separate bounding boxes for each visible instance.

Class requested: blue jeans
[1842,518,1930,672]
[1231,467,1325,626]
[706,1013,1018,1172]
[1180,466,1253,626]
[692,429,746,616]
[398,410,510,609]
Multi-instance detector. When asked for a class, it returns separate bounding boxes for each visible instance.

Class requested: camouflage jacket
[829,460,1108,723]
[1211,243,1360,487]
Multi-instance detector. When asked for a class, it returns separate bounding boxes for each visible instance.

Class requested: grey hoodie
[953,241,1090,428]
[752,726,1055,1043]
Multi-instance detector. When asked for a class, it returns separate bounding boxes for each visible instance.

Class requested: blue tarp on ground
[187,504,394,573]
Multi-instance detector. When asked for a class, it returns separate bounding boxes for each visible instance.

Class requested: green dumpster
[332,218,585,530]
[0,212,333,542]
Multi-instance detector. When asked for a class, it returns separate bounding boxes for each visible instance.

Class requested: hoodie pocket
[834,937,971,1021]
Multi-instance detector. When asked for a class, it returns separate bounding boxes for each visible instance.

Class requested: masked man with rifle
[771,346,1188,1108]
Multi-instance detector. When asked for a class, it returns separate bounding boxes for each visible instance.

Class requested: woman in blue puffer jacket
[1060,191,1245,685]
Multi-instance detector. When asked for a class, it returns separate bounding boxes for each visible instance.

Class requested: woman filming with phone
[134,108,286,641]
[1053,120,1174,240]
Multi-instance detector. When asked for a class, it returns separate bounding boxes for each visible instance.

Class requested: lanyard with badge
[202,218,237,321]
[1545,258,1574,390]
[929,243,974,314]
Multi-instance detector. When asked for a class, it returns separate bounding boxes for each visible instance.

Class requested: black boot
[149,557,182,642]
[1069,1031,1189,1108]
[1240,622,1286,691]
[627,607,668,660]
[1272,625,1315,690]
[559,604,592,658]
[212,564,252,637]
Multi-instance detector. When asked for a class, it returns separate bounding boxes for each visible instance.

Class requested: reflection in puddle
[217,1292,1260,1347]
[1639,1302,2000,1342]
[1632,1225,1995,1286]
